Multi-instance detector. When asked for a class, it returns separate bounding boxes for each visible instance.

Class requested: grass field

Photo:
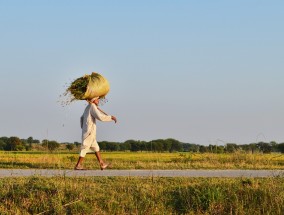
[0,176,283,214]
[0,151,283,214]
[0,151,283,170]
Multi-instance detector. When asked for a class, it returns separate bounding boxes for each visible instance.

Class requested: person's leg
[75,156,84,169]
[94,151,103,164]
[94,151,108,170]
[90,139,109,170]
[75,135,92,170]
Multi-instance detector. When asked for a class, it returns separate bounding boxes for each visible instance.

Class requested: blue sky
[0,1,283,145]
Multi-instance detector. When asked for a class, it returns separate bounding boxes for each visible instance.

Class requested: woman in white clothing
[74,97,117,170]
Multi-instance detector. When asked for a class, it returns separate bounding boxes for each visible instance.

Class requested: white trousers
[79,132,100,157]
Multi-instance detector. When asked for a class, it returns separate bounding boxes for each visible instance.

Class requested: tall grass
[0,151,283,170]
[0,176,283,214]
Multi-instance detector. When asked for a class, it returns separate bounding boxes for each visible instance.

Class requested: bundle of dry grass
[61,72,110,106]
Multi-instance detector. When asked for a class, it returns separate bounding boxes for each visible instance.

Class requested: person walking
[74,96,117,170]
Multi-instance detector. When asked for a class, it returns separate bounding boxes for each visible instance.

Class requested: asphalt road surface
[0,169,283,178]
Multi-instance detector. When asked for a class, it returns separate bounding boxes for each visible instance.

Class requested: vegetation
[0,176,283,214]
[1,136,284,154]
[1,136,283,214]
[42,140,60,152]
[1,135,283,170]
[0,151,283,170]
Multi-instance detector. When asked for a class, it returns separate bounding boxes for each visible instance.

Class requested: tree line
[0,136,284,153]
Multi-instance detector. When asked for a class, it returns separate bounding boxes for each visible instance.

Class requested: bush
[42,140,60,152]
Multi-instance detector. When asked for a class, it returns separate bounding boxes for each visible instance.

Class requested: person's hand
[111,116,117,123]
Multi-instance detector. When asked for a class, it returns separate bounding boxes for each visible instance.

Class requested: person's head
[89,97,100,105]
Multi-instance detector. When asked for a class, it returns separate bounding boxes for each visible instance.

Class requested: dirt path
[0,169,283,178]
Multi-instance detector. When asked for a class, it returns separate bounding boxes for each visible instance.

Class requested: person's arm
[90,104,113,122]
[98,107,117,123]
[97,107,108,115]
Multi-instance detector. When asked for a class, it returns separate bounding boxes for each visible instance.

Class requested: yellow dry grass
[0,151,283,170]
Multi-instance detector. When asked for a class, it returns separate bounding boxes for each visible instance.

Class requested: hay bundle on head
[62,72,110,105]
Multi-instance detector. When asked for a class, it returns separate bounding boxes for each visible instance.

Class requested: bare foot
[74,164,86,170]
[100,163,109,170]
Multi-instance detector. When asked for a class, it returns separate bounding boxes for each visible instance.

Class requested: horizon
[0,134,281,147]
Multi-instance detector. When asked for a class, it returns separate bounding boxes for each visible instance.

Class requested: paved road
[0,169,283,178]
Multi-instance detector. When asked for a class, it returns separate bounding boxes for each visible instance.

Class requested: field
[0,176,283,214]
[0,151,283,170]
[0,151,283,214]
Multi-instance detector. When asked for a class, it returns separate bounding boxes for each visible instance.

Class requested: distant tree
[209,145,219,153]
[98,141,107,150]
[25,143,32,151]
[277,143,284,153]
[74,142,81,148]
[118,141,130,151]
[187,144,200,153]
[0,140,6,150]
[105,142,119,151]
[27,136,33,144]
[42,139,48,145]
[150,139,164,152]
[270,141,278,152]
[169,139,182,152]
[3,136,284,153]
[21,139,27,143]
[181,143,190,152]
[33,139,40,144]
[257,142,272,154]
[6,136,24,151]
[240,144,251,153]
[66,144,74,151]
[208,145,214,153]
[139,141,147,152]
[125,140,140,152]
[225,143,238,153]
[42,140,60,152]
[247,143,258,154]
[144,141,152,151]
[0,137,9,144]
[199,145,208,153]
[131,140,140,152]
[216,146,224,153]
[162,139,172,151]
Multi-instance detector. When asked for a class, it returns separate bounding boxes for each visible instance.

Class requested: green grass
[1,151,283,214]
[0,176,283,214]
[0,151,283,170]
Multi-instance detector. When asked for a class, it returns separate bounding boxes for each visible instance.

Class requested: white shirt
[81,103,112,140]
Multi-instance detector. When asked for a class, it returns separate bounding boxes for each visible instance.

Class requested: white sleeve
[90,104,112,122]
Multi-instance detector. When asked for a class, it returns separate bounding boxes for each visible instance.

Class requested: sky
[0,1,283,145]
